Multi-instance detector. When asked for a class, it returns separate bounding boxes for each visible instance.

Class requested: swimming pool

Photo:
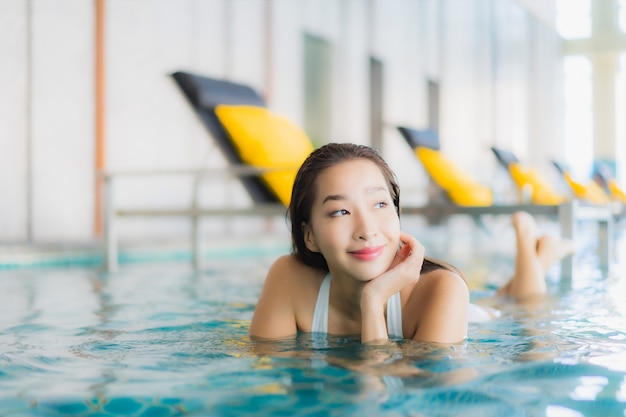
[1,228,625,417]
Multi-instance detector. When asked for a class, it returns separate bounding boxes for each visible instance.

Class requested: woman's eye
[330,209,349,217]
[375,201,388,209]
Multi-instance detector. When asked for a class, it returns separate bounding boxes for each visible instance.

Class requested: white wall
[0,0,565,245]
[0,0,29,241]
[31,0,95,242]
[0,0,94,242]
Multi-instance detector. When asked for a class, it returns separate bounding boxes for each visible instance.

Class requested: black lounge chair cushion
[397,126,441,151]
[171,71,279,204]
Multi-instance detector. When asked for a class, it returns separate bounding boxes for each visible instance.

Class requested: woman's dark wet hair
[288,142,466,281]
[288,143,398,271]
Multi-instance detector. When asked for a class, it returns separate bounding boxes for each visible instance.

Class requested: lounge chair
[397,127,495,208]
[490,147,566,205]
[171,71,313,207]
[593,163,626,203]
[398,126,614,277]
[103,71,313,271]
[551,160,611,205]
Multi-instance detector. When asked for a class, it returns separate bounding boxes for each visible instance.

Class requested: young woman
[249,143,574,344]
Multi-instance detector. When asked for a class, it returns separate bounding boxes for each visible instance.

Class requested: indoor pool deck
[0,234,291,271]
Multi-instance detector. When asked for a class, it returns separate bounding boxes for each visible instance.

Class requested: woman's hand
[359,232,425,343]
[365,231,425,301]
[388,231,426,279]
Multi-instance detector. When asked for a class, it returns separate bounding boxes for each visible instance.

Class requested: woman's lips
[349,246,384,261]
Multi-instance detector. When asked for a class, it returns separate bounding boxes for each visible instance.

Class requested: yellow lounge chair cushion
[508,163,565,205]
[608,179,626,202]
[215,105,314,206]
[415,147,493,206]
[563,173,610,204]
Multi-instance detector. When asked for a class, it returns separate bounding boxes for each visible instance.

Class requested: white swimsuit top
[311,274,404,338]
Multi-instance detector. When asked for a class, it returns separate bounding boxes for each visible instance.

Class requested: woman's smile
[349,245,385,261]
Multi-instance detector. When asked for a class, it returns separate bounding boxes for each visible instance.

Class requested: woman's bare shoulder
[403,268,469,314]
[260,254,326,333]
[405,268,469,343]
[250,254,324,337]
[418,268,469,293]
[266,254,325,288]
[268,254,318,274]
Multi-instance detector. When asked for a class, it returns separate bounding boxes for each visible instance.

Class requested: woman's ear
[302,223,320,253]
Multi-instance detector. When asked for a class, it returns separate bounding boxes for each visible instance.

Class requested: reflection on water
[0,233,625,416]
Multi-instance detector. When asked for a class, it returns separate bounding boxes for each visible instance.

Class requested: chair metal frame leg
[104,176,118,273]
[192,174,202,271]
[559,199,614,285]
[558,201,575,280]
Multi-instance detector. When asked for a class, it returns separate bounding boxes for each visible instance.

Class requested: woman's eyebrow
[367,186,387,194]
[321,186,387,204]
[321,194,344,205]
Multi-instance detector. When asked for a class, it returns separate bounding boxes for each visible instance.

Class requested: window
[563,56,593,180]
[303,34,332,147]
[616,54,626,185]
[369,57,384,150]
[556,0,591,39]
[617,0,626,33]
[427,79,440,132]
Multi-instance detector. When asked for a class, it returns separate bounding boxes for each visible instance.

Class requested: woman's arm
[360,232,425,343]
[249,256,299,339]
[359,295,390,344]
[411,270,469,343]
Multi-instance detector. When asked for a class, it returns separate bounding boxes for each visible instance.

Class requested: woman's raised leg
[497,211,575,298]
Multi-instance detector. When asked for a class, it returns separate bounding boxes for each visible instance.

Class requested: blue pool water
[1,229,625,416]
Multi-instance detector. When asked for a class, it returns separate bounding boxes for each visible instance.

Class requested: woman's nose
[357,230,376,240]
[353,212,377,240]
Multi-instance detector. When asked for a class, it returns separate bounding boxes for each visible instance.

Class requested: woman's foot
[511,211,539,241]
[499,211,574,299]
[511,211,575,272]
[536,234,576,273]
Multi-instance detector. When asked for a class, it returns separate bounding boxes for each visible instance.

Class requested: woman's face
[303,158,401,282]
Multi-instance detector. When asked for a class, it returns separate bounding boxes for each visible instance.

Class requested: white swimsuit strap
[386,292,403,338]
[311,274,403,338]
[311,275,331,333]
